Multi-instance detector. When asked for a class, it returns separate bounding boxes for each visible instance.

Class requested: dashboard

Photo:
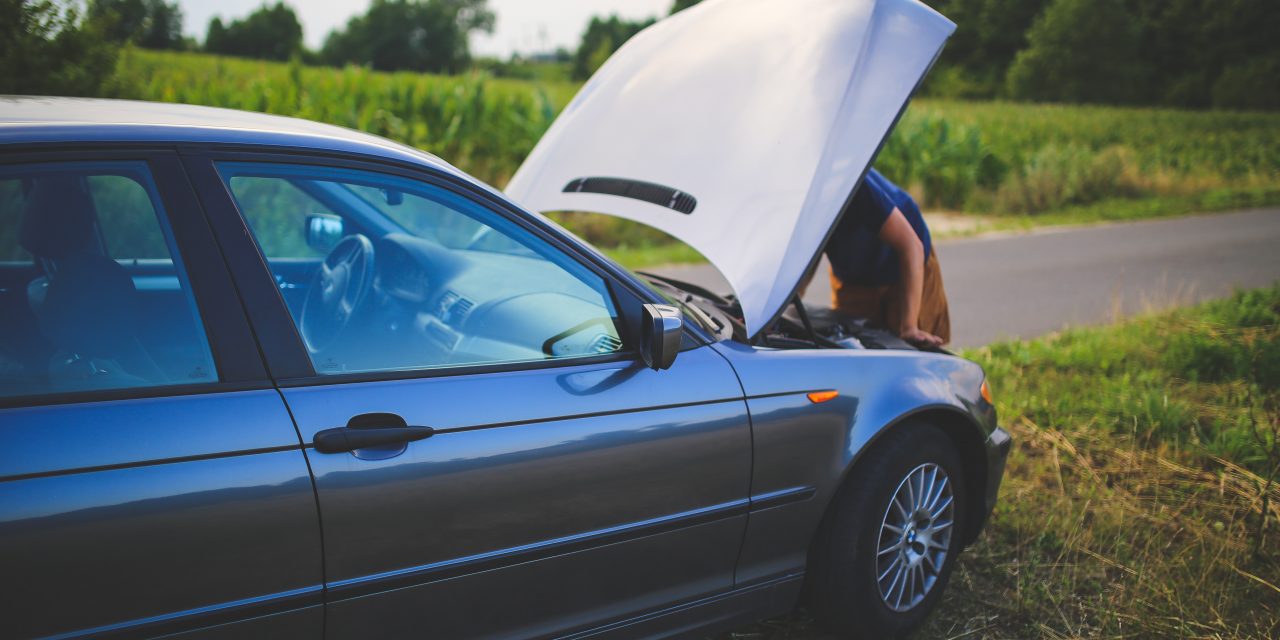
[351,233,625,371]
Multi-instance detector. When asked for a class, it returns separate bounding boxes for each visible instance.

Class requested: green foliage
[668,0,702,14]
[88,174,168,259]
[100,50,1280,260]
[1006,0,1144,105]
[876,114,1004,209]
[891,99,1280,215]
[1163,329,1248,383]
[928,0,1280,109]
[571,15,653,80]
[321,0,494,74]
[991,144,1140,213]
[974,285,1280,463]
[110,49,572,187]
[924,0,1049,99]
[1212,56,1280,111]
[0,0,118,96]
[205,3,301,61]
[89,0,183,50]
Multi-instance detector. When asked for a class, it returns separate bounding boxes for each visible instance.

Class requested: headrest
[19,176,97,259]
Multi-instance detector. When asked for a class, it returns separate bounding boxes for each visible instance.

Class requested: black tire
[806,421,966,639]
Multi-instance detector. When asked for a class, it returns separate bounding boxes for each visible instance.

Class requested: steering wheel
[300,234,376,354]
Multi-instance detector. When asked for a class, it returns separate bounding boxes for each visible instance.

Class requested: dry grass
[720,285,1280,639]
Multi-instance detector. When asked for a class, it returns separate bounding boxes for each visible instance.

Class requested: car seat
[19,175,168,388]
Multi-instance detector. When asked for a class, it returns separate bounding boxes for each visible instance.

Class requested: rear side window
[0,161,217,400]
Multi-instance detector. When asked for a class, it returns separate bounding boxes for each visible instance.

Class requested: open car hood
[505,0,954,337]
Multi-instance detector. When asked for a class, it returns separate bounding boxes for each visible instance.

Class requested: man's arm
[878,208,943,347]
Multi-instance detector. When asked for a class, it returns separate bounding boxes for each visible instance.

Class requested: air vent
[437,291,459,315]
[563,177,697,214]
[450,296,474,319]
[438,291,474,325]
[589,334,624,354]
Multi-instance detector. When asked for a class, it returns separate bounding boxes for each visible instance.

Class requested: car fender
[708,340,995,584]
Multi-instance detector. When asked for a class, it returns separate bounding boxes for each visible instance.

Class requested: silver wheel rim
[875,462,955,612]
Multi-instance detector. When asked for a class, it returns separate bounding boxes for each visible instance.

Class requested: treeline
[2,0,1276,110]
[0,0,497,96]
[927,0,1280,110]
[201,0,497,73]
[572,0,1279,110]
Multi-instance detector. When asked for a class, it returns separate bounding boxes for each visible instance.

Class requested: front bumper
[969,426,1012,544]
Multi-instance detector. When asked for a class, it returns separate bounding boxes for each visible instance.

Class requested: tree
[205,2,303,61]
[1005,0,1144,104]
[1128,0,1280,109]
[924,0,1049,98]
[89,0,184,50]
[0,0,118,96]
[571,15,654,80]
[321,0,494,73]
[669,0,702,14]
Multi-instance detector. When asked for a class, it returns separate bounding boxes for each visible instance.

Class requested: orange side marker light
[807,390,839,404]
[980,380,994,404]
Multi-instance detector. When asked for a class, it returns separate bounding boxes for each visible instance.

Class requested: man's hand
[899,325,943,348]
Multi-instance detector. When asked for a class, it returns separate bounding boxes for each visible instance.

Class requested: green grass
[718,285,1280,639]
[103,50,1280,268]
[600,242,706,270]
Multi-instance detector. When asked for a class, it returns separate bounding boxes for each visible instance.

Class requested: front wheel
[806,422,966,638]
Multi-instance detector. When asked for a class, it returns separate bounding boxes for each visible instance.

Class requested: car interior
[219,165,627,376]
[0,166,216,398]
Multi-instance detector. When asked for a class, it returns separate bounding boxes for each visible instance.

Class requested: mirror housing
[306,214,345,252]
[639,303,683,370]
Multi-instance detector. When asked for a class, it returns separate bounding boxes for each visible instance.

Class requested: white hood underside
[505,0,955,337]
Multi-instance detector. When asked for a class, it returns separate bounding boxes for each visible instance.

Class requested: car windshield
[343,183,538,258]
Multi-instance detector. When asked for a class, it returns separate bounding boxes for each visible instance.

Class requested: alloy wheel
[874,462,955,612]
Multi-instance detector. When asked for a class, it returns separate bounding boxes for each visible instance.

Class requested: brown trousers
[829,250,952,344]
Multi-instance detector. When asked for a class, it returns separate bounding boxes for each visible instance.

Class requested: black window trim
[0,145,271,410]
[179,145,705,389]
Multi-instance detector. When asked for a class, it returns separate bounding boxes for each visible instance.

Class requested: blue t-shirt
[824,169,932,286]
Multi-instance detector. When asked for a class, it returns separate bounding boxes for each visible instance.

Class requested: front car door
[0,150,323,638]
[185,153,752,638]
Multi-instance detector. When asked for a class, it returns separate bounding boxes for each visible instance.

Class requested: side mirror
[640,303,683,370]
[306,214,345,252]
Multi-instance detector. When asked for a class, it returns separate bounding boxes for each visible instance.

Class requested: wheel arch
[832,405,990,549]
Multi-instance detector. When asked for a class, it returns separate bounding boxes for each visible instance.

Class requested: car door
[184,152,752,639]
[0,150,323,638]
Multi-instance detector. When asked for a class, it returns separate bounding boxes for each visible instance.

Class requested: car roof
[0,95,472,181]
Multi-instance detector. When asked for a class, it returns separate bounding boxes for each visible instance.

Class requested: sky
[175,0,674,58]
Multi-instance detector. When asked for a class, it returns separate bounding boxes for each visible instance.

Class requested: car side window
[217,162,625,376]
[225,176,339,259]
[0,161,218,399]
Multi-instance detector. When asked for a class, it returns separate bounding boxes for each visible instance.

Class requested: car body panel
[0,96,461,179]
[282,347,753,637]
[709,340,994,583]
[0,392,323,639]
[505,0,955,337]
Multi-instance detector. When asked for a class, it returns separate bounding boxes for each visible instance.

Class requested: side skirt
[560,573,805,640]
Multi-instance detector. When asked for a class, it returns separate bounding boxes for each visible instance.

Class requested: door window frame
[181,147,697,388]
[0,146,269,409]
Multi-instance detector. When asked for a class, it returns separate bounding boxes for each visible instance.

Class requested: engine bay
[640,273,922,352]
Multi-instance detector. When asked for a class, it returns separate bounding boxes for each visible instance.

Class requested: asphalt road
[652,208,1280,348]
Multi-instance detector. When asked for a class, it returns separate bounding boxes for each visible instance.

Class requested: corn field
[112,49,1280,218]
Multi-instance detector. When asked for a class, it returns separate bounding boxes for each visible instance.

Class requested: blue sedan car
[0,3,1008,638]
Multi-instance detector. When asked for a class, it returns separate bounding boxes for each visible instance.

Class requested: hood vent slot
[564,177,697,214]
